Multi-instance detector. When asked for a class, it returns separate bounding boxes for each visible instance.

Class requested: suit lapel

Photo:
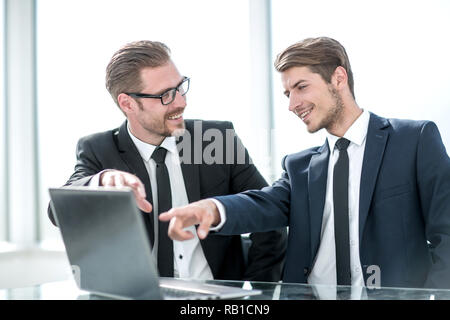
[359,113,390,243]
[116,121,154,241]
[308,141,330,263]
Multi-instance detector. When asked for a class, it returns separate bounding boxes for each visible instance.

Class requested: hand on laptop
[159,199,220,240]
[100,170,152,213]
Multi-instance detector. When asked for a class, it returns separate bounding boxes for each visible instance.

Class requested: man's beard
[311,86,344,133]
[140,119,185,139]
[137,100,185,137]
[145,117,185,138]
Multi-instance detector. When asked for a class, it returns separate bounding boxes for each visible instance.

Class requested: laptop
[48,186,262,300]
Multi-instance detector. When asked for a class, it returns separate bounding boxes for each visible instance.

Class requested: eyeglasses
[126,77,190,106]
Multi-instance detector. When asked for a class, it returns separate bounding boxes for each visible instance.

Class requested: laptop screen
[49,187,162,299]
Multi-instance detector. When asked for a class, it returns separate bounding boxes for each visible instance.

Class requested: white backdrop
[270,0,450,177]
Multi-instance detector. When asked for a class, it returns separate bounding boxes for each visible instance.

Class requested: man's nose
[288,94,302,112]
[172,90,187,108]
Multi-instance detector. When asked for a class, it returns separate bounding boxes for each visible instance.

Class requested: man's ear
[117,93,134,115]
[332,66,348,90]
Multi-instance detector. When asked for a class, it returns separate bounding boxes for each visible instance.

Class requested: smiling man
[48,40,287,282]
[160,37,450,289]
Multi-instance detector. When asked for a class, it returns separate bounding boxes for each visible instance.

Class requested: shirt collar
[327,109,370,152]
[127,123,178,162]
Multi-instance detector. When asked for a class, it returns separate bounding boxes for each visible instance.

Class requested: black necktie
[333,138,351,286]
[151,146,173,277]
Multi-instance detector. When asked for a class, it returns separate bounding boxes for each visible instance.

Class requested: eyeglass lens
[161,78,189,105]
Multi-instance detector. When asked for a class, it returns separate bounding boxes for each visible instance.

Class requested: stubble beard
[137,100,185,138]
[312,86,344,134]
[144,117,185,139]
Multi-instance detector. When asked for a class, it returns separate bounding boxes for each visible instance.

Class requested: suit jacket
[215,113,450,288]
[48,120,287,281]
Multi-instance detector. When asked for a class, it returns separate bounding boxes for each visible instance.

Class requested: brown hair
[274,37,355,99]
[105,40,171,106]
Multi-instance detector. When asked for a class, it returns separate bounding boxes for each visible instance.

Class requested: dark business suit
[48,119,287,281]
[215,113,450,288]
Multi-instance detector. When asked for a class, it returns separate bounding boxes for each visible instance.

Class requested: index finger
[159,210,174,221]
[159,206,201,226]
[159,206,207,240]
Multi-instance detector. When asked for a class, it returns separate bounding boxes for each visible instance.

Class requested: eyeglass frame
[125,77,190,106]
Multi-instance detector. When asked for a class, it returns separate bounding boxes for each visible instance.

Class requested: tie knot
[151,147,168,164]
[335,138,350,151]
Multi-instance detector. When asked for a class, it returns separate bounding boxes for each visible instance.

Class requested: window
[270,0,450,177]
[37,0,259,245]
[0,0,6,242]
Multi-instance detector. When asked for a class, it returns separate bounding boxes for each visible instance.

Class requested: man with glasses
[48,40,287,282]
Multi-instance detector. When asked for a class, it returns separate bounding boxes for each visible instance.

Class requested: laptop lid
[49,186,262,300]
[49,186,162,299]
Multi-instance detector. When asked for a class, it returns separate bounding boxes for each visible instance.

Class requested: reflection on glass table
[1,278,450,300]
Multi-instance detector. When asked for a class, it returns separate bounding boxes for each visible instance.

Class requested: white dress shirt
[307,109,370,298]
[127,127,214,280]
[91,126,214,280]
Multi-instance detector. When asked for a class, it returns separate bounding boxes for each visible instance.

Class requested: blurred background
[1,0,449,290]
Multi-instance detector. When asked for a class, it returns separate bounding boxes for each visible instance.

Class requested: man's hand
[100,170,152,213]
[159,199,220,240]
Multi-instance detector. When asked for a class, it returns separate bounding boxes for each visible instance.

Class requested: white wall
[270,0,450,177]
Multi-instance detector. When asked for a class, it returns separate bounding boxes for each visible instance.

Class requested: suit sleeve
[215,169,291,234]
[417,122,450,288]
[220,125,289,281]
[47,136,103,225]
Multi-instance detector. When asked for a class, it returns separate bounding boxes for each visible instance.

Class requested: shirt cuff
[209,199,227,231]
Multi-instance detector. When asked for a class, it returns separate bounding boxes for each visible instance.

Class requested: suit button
[303,268,309,275]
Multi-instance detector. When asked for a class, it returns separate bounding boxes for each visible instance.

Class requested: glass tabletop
[2,278,450,300]
[209,279,450,300]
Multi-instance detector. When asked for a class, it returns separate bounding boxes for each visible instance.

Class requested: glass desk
[1,278,450,300]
